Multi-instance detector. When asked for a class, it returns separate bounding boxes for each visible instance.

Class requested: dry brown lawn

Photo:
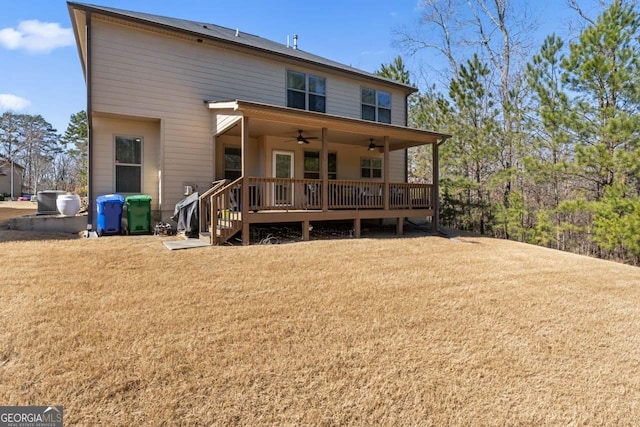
[1,221,640,425]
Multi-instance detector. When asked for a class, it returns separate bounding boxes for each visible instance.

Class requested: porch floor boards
[245,208,434,224]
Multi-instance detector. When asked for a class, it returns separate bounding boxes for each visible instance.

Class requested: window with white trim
[361,87,391,124]
[287,70,326,113]
[304,151,337,179]
[115,136,142,193]
[360,157,382,178]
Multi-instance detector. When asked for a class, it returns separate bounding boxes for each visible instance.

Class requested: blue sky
[0,0,579,134]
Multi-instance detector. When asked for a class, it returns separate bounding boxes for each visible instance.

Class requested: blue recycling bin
[96,194,125,236]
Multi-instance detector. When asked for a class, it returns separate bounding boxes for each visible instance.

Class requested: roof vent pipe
[293,34,298,50]
[235,28,239,37]
[287,35,290,48]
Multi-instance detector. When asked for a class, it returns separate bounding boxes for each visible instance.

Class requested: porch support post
[242,116,250,245]
[397,217,404,235]
[321,127,329,212]
[302,219,310,241]
[432,141,440,233]
[242,222,250,245]
[354,217,361,238]
[383,136,390,211]
[212,134,216,182]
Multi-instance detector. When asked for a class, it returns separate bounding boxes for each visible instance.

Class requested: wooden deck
[199,177,435,245]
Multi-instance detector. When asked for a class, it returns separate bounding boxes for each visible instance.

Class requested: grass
[1,213,640,425]
[0,201,36,228]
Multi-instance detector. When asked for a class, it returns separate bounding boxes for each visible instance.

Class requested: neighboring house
[67,2,450,244]
[0,157,24,199]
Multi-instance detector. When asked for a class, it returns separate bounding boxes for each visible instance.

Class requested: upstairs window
[361,87,391,124]
[304,151,337,179]
[361,157,382,179]
[287,70,326,113]
[115,136,142,193]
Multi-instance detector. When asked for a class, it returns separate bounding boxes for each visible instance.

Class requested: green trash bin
[125,195,152,234]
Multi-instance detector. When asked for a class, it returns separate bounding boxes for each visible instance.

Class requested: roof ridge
[67,2,417,93]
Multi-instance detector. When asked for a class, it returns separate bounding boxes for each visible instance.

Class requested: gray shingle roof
[67,2,417,93]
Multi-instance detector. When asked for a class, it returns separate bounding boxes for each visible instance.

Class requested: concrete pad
[163,238,210,250]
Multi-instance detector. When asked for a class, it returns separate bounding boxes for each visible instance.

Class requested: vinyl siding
[92,115,160,204]
[217,135,405,183]
[89,16,410,216]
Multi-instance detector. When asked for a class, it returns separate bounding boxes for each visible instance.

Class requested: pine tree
[592,182,640,263]
[562,0,640,200]
[525,34,576,249]
[408,85,453,182]
[61,110,88,194]
[444,54,500,234]
[375,55,412,85]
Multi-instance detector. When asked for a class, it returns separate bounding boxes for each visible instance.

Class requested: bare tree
[394,0,463,83]
[567,0,598,24]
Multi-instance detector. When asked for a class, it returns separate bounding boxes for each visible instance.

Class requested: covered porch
[200,100,449,245]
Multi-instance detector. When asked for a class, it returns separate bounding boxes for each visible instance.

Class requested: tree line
[379,0,640,265]
[0,110,87,198]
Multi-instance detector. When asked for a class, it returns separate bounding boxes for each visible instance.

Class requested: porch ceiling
[206,99,451,151]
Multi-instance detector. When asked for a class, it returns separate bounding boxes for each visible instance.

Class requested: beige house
[67,2,450,245]
[0,157,24,199]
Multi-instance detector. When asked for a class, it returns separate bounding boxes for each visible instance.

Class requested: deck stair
[198,178,244,245]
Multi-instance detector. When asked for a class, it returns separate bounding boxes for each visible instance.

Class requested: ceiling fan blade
[294,130,318,144]
[367,138,384,150]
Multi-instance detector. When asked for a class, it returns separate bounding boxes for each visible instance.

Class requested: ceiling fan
[367,138,384,151]
[291,129,318,144]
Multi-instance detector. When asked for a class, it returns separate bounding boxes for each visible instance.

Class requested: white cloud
[0,94,31,111]
[0,20,74,53]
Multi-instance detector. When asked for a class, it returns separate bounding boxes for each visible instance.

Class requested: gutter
[438,135,452,146]
[66,2,417,95]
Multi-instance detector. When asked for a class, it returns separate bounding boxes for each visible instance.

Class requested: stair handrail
[199,179,229,242]
[210,177,244,245]
[199,179,228,201]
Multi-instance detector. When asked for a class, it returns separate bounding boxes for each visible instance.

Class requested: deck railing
[246,178,433,210]
[199,177,434,244]
[245,177,323,211]
[328,180,384,209]
[212,178,244,245]
[389,183,433,209]
[198,179,228,238]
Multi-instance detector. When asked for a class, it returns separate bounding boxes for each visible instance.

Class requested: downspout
[432,135,451,233]
[404,93,409,183]
[86,11,94,231]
